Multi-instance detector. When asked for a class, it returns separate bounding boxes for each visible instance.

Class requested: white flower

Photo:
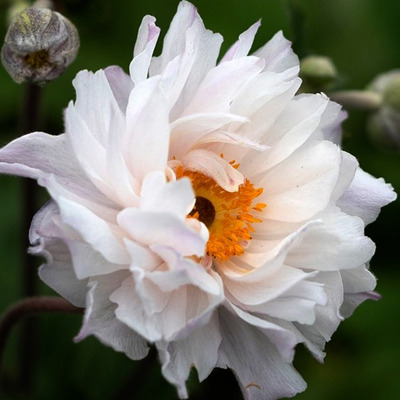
[0,1,396,399]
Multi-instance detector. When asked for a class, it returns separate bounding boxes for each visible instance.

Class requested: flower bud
[1,6,79,85]
[300,55,337,93]
[366,70,400,151]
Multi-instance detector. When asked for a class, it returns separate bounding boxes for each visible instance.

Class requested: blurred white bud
[367,70,400,151]
[300,55,337,92]
[1,6,79,85]
[6,1,31,25]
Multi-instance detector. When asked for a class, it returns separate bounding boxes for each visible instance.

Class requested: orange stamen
[177,167,267,262]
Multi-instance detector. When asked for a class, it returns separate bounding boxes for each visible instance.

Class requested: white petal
[50,192,129,264]
[246,278,327,325]
[140,171,194,216]
[75,272,149,360]
[123,77,170,182]
[259,140,342,222]
[150,245,221,295]
[150,1,222,114]
[124,238,162,271]
[71,69,125,147]
[104,66,134,112]
[181,149,244,192]
[224,264,318,306]
[253,31,299,73]
[221,21,261,62]
[65,240,126,279]
[111,270,223,342]
[226,303,298,363]
[156,313,222,398]
[182,56,265,116]
[295,271,344,360]
[30,201,88,307]
[130,15,160,85]
[337,167,397,225]
[170,112,249,156]
[286,210,376,271]
[217,308,306,400]
[0,132,105,204]
[340,265,378,318]
[117,208,206,257]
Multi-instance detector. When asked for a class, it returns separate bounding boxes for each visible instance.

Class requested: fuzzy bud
[300,55,337,93]
[1,6,79,85]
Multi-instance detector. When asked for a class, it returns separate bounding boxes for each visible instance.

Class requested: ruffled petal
[286,210,376,271]
[110,265,223,342]
[75,272,149,360]
[217,307,306,400]
[337,168,396,225]
[30,201,88,307]
[156,313,222,398]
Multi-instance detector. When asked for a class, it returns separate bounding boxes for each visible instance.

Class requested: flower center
[176,165,266,262]
[189,196,216,227]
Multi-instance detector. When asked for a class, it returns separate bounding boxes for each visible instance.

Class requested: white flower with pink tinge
[0,2,395,399]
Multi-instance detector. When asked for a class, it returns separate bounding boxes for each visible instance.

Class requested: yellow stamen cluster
[176,164,266,262]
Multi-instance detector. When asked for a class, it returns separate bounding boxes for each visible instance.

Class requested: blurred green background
[0,0,399,399]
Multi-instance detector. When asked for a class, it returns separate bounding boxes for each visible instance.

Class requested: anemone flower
[0,1,395,399]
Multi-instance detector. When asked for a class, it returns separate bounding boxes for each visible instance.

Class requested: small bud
[1,6,79,85]
[366,70,400,151]
[300,55,337,92]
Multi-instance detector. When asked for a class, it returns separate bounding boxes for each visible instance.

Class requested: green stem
[330,90,382,110]
[0,297,82,378]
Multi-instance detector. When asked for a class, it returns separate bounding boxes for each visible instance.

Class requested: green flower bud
[300,55,337,92]
[367,70,400,151]
[1,6,79,85]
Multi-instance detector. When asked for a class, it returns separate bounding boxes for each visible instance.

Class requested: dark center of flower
[24,49,50,69]
[189,196,216,228]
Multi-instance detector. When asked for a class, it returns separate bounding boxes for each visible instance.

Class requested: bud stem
[0,297,82,384]
[330,90,382,110]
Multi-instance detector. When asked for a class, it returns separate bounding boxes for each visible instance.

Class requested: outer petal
[110,265,223,342]
[294,271,344,361]
[0,132,106,205]
[75,271,149,360]
[337,168,396,225]
[217,308,306,400]
[156,313,222,399]
[286,210,376,271]
[30,201,88,307]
